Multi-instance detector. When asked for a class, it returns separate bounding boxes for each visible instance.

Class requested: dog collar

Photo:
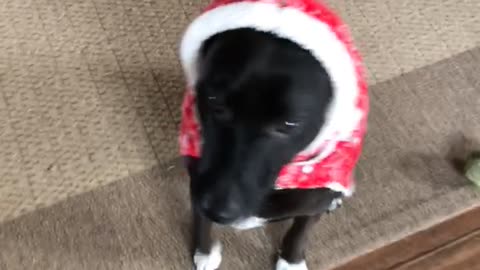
[178,0,369,196]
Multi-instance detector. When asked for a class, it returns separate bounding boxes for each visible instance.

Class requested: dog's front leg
[257,188,339,269]
[275,215,321,270]
[192,208,222,270]
[186,157,222,270]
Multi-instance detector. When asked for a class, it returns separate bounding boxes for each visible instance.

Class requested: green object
[465,152,480,187]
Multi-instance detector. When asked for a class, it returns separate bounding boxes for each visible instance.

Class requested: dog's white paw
[328,198,343,212]
[275,258,308,270]
[193,242,222,270]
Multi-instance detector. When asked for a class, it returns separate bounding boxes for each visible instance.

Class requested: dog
[178,1,368,269]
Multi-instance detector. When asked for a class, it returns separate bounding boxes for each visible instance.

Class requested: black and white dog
[178,1,368,269]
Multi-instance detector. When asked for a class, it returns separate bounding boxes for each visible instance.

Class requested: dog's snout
[198,195,242,224]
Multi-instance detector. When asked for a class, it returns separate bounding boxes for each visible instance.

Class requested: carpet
[0,0,479,269]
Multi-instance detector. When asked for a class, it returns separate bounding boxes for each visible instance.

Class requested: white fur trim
[326,182,354,197]
[180,1,361,161]
[274,181,353,196]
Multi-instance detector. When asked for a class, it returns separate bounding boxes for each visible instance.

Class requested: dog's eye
[269,121,300,137]
[208,96,231,121]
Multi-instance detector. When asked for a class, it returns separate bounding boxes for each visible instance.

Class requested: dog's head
[190,28,333,224]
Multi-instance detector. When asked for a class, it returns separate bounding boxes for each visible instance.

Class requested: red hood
[178,0,369,196]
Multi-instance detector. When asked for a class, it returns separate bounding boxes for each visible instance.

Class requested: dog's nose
[205,209,236,224]
[199,197,241,224]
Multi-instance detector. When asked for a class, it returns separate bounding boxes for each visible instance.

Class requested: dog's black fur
[186,28,344,268]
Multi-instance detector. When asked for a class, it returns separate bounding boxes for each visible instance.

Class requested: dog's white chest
[230,217,266,230]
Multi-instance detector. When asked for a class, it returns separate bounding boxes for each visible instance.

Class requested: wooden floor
[333,207,480,270]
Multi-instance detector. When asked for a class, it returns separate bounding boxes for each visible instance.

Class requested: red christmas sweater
[178,0,369,196]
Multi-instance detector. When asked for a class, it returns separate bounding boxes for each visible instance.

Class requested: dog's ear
[199,33,217,58]
[198,31,227,72]
[184,156,200,176]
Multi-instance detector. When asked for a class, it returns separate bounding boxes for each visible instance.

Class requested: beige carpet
[1,0,480,269]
